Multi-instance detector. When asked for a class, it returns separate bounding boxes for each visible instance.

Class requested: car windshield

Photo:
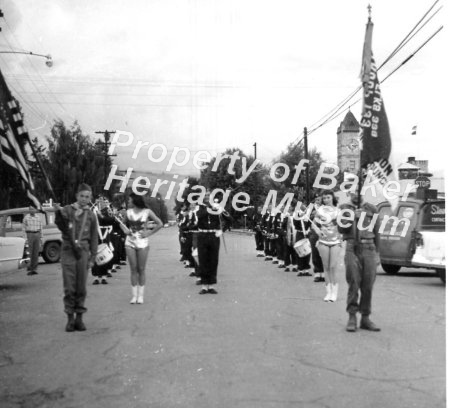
[420,201,445,231]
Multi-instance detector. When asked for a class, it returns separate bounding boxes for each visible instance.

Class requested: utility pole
[95,130,117,190]
[304,127,309,204]
[253,142,257,160]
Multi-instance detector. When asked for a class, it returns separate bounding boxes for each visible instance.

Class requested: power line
[0,30,60,120]
[2,18,70,121]
[302,1,443,142]
[300,0,443,143]
[0,54,49,123]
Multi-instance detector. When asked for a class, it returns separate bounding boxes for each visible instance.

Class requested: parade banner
[0,68,41,209]
[359,17,398,208]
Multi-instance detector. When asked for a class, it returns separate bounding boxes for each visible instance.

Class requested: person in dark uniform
[91,199,117,285]
[293,205,312,276]
[196,192,231,294]
[273,207,286,269]
[110,204,127,271]
[251,206,265,257]
[179,203,198,275]
[339,191,381,332]
[261,207,273,261]
[268,208,279,264]
[310,194,325,282]
[176,208,185,262]
[283,202,298,272]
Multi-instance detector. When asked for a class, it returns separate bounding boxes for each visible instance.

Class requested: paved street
[0,228,445,408]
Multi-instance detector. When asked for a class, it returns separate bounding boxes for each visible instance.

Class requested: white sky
[1,0,447,176]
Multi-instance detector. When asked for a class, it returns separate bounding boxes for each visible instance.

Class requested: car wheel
[42,241,61,263]
[381,263,401,274]
[436,269,446,284]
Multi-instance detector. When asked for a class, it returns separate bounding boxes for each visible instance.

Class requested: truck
[0,207,62,263]
[377,197,445,283]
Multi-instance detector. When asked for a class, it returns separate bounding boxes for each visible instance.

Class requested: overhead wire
[0,29,60,122]
[378,0,441,70]
[0,53,49,124]
[2,19,62,121]
[266,1,443,169]
[303,0,442,141]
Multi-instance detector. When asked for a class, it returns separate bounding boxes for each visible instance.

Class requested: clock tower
[337,110,360,174]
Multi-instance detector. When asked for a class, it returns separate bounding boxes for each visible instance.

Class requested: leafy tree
[198,147,269,226]
[199,148,268,206]
[45,120,112,204]
[144,192,169,224]
[274,142,327,203]
[173,176,200,214]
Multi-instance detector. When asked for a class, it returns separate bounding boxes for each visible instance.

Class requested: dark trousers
[27,232,40,272]
[254,230,264,251]
[181,234,196,267]
[284,244,298,267]
[111,232,126,262]
[179,233,185,260]
[61,245,90,315]
[297,253,311,270]
[309,232,324,273]
[344,241,378,316]
[276,236,285,262]
[264,237,276,257]
[197,233,220,285]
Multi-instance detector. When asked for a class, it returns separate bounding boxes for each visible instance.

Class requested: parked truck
[377,197,445,283]
[0,207,62,263]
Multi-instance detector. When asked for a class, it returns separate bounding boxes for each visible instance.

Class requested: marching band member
[310,194,325,282]
[293,204,312,277]
[261,207,273,261]
[91,198,117,285]
[179,203,198,275]
[283,202,298,272]
[176,208,185,263]
[196,192,232,295]
[251,206,265,258]
[274,207,286,269]
[110,204,127,271]
[268,207,279,264]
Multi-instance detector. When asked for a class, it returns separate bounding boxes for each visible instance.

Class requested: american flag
[0,69,41,209]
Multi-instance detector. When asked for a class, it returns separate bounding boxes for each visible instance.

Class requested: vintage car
[0,207,62,263]
[0,236,29,274]
[377,198,445,283]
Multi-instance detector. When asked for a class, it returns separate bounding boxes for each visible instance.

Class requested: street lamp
[0,50,53,67]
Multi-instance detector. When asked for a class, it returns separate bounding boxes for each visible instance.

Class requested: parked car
[0,207,62,263]
[0,236,29,274]
[377,198,445,283]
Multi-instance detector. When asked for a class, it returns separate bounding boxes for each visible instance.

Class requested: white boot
[137,285,145,304]
[130,286,138,304]
[324,284,332,302]
[330,283,338,302]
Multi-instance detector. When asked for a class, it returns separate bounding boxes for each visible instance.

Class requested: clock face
[347,138,359,151]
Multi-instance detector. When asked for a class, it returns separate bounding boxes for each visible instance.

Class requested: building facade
[337,110,360,174]
[407,156,429,173]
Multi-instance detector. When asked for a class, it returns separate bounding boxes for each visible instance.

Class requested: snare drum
[96,243,114,265]
[294,238,311,258]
